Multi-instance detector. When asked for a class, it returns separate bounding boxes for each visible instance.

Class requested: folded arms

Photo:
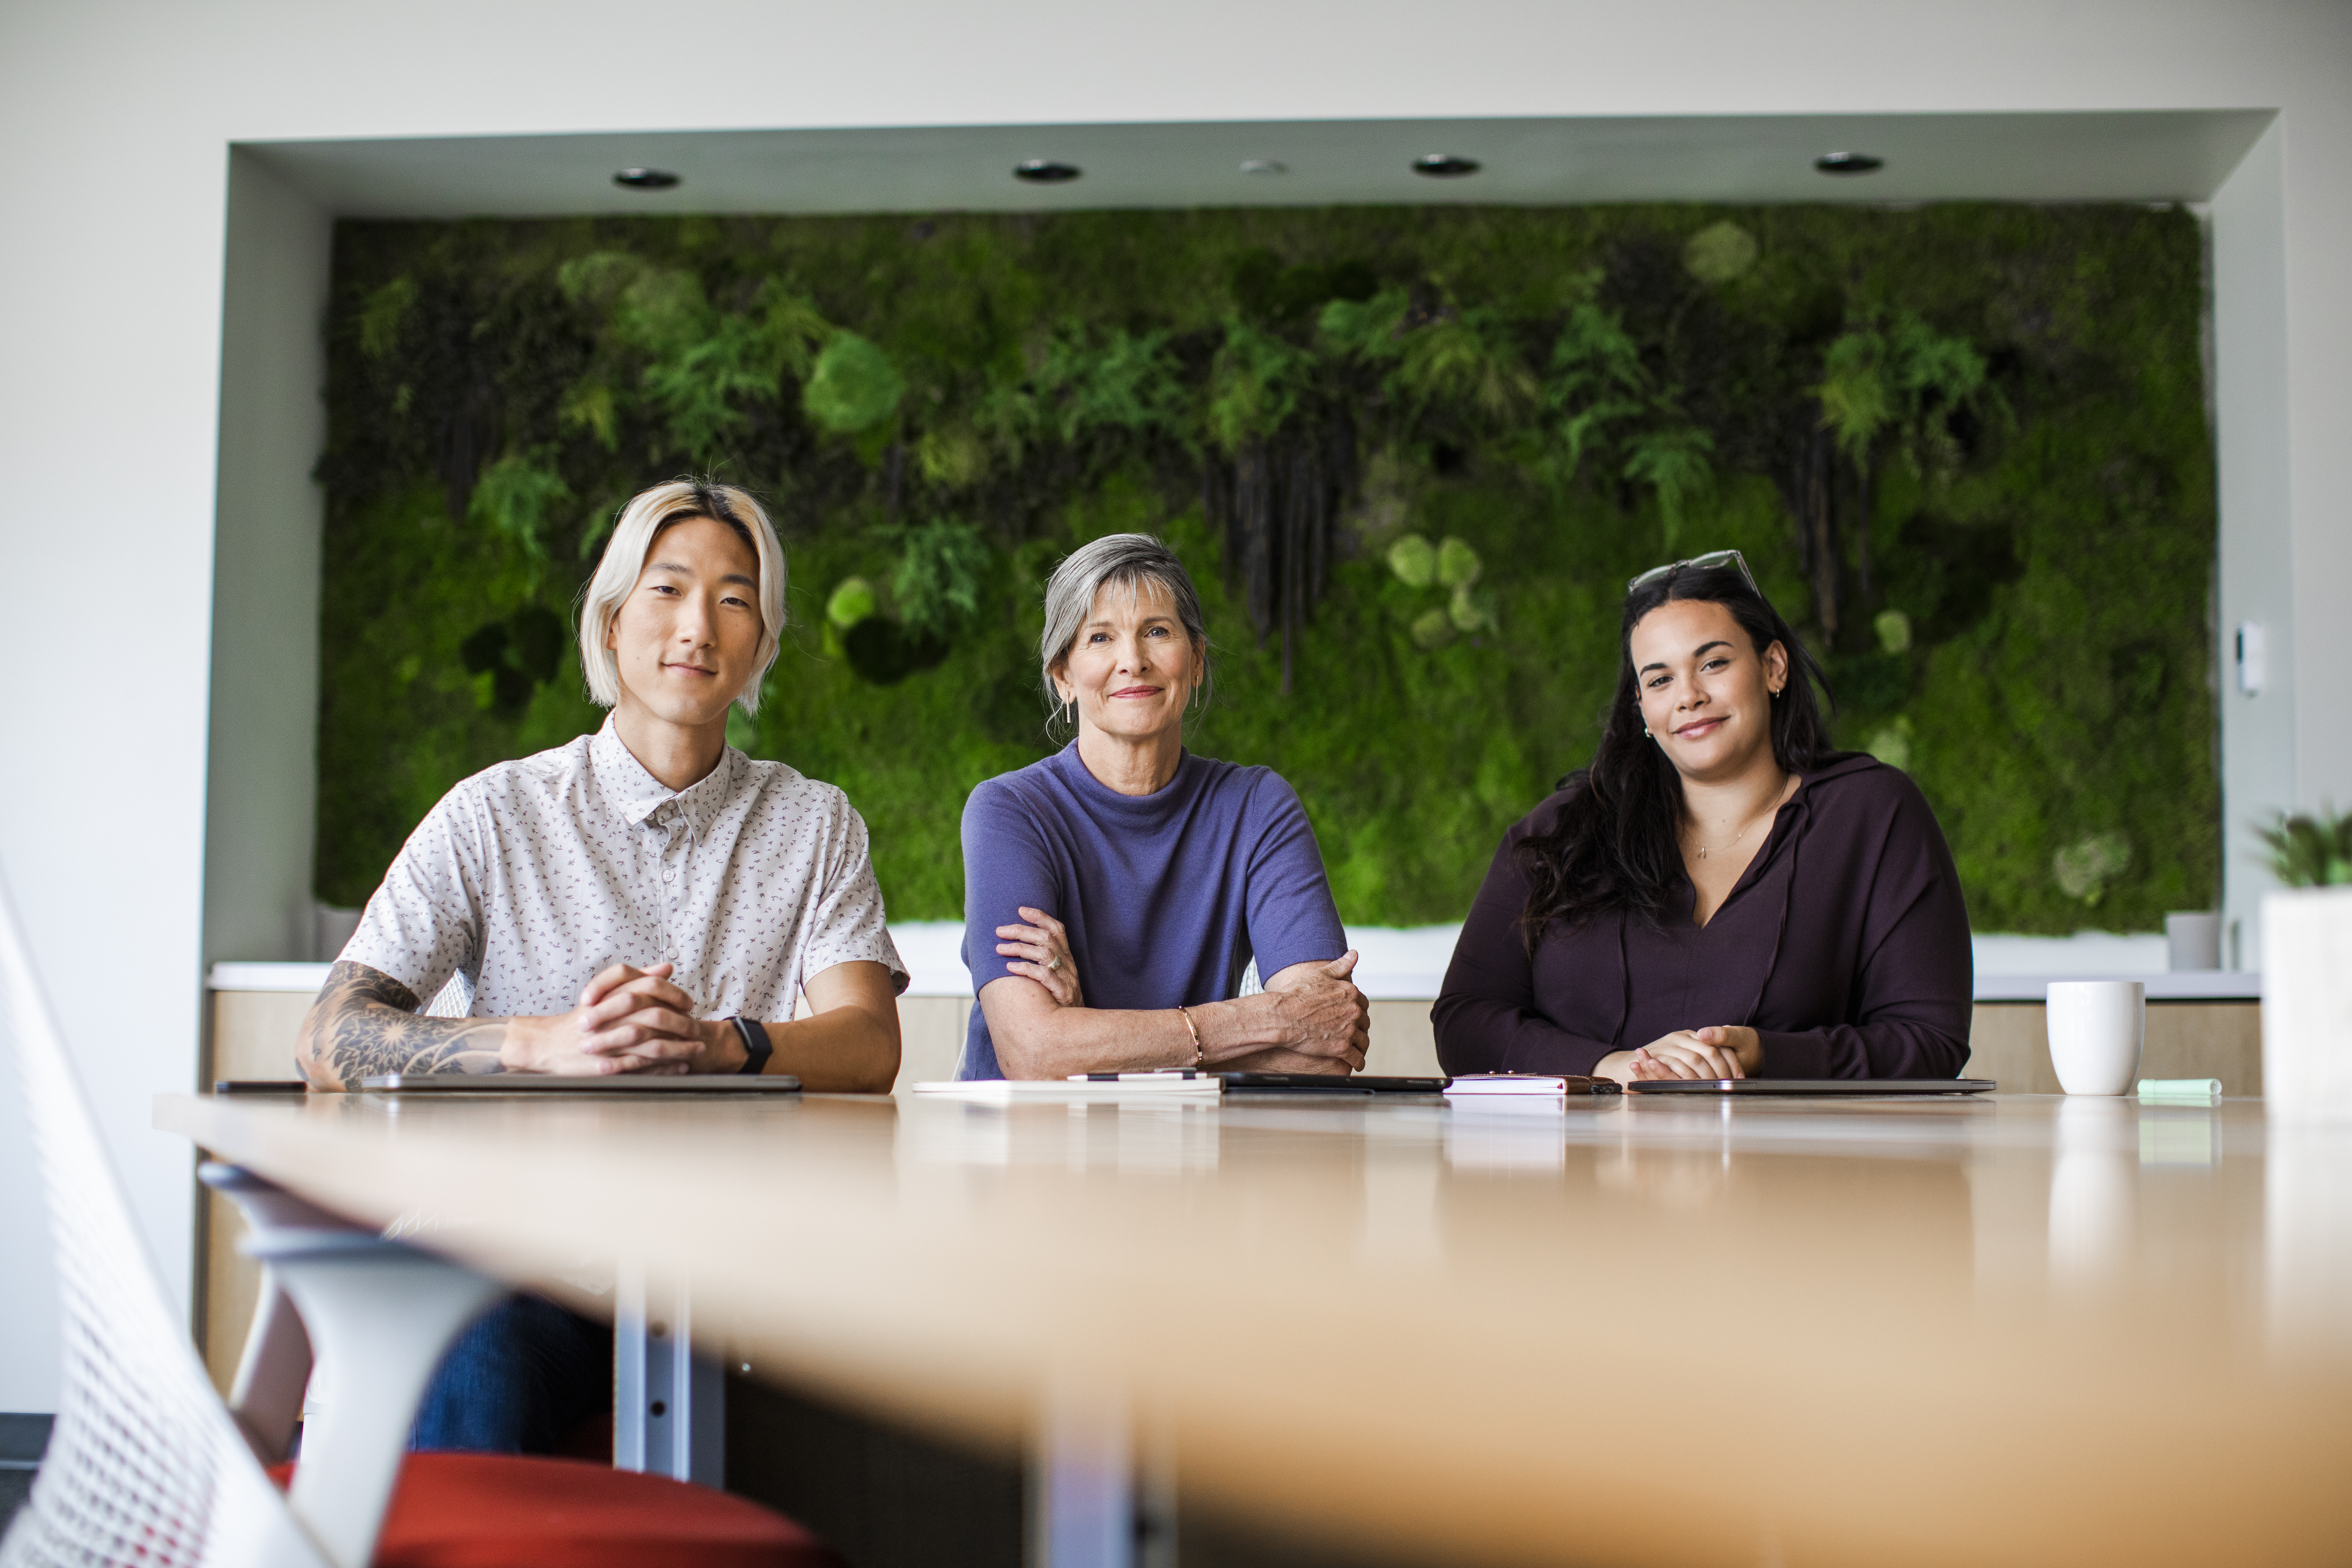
[980,906,1369,1080]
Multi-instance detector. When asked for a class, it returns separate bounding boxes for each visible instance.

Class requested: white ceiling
[246,109,2275,219]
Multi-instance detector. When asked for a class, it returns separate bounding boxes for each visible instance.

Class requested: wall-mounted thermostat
[2236,622,2266,694]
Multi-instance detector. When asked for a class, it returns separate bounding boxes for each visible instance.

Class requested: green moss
[316,204,2217,931]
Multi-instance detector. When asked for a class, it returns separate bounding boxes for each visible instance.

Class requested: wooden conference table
[156,1086,2352,1566]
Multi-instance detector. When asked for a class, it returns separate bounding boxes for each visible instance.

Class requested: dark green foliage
[889,518,991,638]
[315,204,2218,932]
[2258,809,2352,888]
[840,617,948,687]
[803,333,906,436]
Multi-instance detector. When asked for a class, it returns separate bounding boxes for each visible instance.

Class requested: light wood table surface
[156,1087,2352,1566]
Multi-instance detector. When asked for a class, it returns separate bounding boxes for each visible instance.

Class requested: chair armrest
[243,1231,505,1568]
[200,1163,337,1464]
[206,1167,509,1568]
[201,1161,362,1232]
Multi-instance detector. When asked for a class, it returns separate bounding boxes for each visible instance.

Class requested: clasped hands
[995,906,1370,1075]
[1603,1025,1765,1083]
[500,962,744,1076]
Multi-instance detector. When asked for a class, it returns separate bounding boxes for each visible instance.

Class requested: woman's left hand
[997,906,1084,1008]
[1694,1026,1763,1074]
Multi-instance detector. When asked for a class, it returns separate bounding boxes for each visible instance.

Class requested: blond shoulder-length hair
[578,479,788,715]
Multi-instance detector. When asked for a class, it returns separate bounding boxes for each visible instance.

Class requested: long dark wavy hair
[1517,563,1835,949]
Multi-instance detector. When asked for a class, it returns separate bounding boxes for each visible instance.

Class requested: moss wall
[317,204,2217,932]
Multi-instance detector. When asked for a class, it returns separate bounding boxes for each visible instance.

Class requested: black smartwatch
[728,1016,773,1076]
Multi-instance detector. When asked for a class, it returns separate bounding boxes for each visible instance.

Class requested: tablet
[1623,1078,1996,1096]
[1217,1073,1450,1094]
[357,1073,802,1093]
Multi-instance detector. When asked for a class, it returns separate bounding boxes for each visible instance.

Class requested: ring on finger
[1048,957,1062,971]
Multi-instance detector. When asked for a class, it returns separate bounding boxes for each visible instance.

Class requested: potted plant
[2261,808,2352,1121]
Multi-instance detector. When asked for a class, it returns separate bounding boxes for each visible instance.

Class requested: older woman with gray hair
[956,533,1369,1079]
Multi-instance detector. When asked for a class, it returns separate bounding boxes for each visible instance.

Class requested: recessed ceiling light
[1014,160,1082,184]
[613,168,681,190]
[1412,154,1481,178]
[1240,159,1287,176]
[1814,152,1884,176]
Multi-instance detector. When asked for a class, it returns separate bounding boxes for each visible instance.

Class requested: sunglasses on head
[1626,548,1758,596]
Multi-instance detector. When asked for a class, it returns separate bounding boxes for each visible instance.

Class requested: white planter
[2262,887,2352,1122]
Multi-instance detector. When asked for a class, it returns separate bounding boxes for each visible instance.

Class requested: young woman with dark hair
[1433,552,1973,1083]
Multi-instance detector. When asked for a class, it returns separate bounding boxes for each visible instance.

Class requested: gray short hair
[1039,533,1211,714]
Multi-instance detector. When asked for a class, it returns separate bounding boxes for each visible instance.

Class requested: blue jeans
[409,1294,612,1454]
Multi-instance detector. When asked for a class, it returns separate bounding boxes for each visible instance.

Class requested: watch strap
[729,1016,773,1076]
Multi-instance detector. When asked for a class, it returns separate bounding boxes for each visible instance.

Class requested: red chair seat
[269,1453,838,1568]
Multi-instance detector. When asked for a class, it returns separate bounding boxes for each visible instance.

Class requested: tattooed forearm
[297,960,507,1089]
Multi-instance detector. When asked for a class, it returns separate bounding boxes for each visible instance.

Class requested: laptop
[1216,1073,1450,1094]
[357,1073,802,1094]
[1624,1078,1996,1096]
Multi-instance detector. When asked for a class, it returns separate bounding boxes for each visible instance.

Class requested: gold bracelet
[1175,1004,1203,1068]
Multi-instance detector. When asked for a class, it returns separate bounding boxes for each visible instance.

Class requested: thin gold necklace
[1687,793,1783,860]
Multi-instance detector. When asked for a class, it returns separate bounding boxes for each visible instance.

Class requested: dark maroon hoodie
[1433,753,1973,1079]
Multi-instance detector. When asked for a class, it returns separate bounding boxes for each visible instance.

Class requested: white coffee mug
[2046,980,2146,1095]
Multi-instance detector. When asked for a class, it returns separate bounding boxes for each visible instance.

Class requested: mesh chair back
[0,876,321,1568]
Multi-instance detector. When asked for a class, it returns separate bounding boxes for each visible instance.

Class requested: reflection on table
[156,1088,2352,1567]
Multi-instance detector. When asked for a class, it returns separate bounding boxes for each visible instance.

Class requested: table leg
[613,1266,725,1487]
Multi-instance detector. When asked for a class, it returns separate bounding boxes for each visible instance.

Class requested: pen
[1076,1071,1211,1081]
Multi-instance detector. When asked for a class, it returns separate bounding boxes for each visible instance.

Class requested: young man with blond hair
[298,478,904,1450]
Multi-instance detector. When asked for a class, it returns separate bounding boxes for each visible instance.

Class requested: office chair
[0,874,835,1568]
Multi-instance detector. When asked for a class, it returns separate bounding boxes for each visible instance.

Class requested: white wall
[2212,122,2299,960]
[203,153,331,974]
[0,0,2345,1413]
